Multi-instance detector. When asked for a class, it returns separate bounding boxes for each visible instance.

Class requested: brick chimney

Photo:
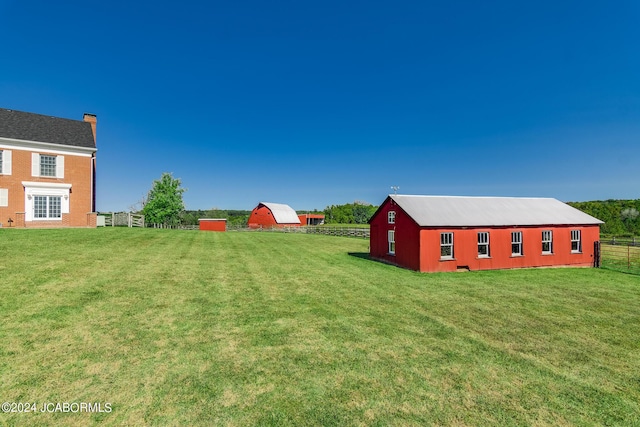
[83,113,97,144]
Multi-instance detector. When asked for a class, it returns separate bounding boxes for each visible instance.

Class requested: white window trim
[22,182,71,221]
[33,195,62,220]
[511,231,523,256]
[477,231,490,258]
[0,188,8,207]
[388,230,395,255]
[32,153,64,178]
[440,232,454,260]
[388,211,396,224]
[542,230,553,255]
[571,229,582,253]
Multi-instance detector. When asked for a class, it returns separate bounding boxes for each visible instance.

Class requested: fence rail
[99,212,145,228]
[148,223,199,230]
[144,223,370,238]
[227,225,369,238]
[305,226,370,239]
[600,238,640,274]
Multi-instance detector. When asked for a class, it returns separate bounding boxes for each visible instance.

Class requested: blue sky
[1,1,639,211]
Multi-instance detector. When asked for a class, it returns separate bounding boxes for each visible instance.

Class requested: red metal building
[247,202,301,229]
[198,218,226,232]
[369,195,603,272]
[298,214,325,226]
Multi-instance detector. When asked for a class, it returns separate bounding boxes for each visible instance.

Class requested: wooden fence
[100,212,145,228]
[227,224,370,238]
[123,221,370,239]
[148,224,198,230]
[305,226,370,239]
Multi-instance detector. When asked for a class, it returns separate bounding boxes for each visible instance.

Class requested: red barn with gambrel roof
[369,195,603,272]
[247,202,301,229]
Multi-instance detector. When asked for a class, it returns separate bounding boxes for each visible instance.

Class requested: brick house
[0,108,97,228]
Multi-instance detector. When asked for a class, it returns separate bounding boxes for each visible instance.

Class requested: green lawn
[1,228,639,426]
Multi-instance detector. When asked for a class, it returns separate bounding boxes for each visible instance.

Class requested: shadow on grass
[347,252,370,261]
[348,252,402,270]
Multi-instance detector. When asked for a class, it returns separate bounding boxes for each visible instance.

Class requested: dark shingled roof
[0,108,95,148]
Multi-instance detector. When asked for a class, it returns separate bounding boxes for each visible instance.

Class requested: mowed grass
[1,228,639,426]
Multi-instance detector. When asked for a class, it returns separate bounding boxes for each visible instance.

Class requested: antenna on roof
[391,186,400,195]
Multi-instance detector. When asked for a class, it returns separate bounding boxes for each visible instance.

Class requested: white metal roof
[259,202,301,224]
[389,195,603,227]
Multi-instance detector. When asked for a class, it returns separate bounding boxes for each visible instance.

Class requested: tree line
[178,203,379,226]
[567,199,640,236]
[322,201,378,224]
[139,173,639,235]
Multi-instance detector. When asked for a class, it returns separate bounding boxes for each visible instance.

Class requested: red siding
[298,214,325,225]
[419,226,600,272]
[247,205,301,229]
[370,197,600,272]
[248,205,277,228]
[199,219,226,232]
[369,197,421,270]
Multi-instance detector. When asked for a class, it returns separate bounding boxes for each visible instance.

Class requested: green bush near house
[0,228,639,426]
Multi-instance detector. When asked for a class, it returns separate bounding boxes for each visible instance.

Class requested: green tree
[142,173,186,226]
[621,207,639,234]
[323,201,378,224]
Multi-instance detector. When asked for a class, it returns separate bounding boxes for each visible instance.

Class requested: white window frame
[22,182,71,221]
[31,153,64,178]
[440,232,454,260]
[388,230,395,255]
[40,154,57,177]
[571,229,582,253]
[511,231,523,256]
[542,230,553,254]
[388,211,396,224]
[33,195,62,219]
[477,231,490,258]
[0,150,11,175]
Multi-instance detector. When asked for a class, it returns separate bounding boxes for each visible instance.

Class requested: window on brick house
[40,155,57,177]
[33,196,62,219]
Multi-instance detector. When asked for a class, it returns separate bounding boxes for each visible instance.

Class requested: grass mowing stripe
[0,228,639,425]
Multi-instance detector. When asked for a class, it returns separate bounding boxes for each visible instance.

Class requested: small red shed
[198,218,227,232]
[369,195,603,272]
[298,214,325,226]
[247,202,301,229]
